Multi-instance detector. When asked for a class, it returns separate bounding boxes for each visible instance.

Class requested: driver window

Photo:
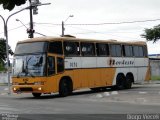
[48,56,55,75]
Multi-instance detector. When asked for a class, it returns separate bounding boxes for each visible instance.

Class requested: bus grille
[19,83,34,85]
[20,88,33,92]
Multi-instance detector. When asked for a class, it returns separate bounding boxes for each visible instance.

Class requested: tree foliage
[0,38,14,64]
[0,0,27,11]
[141,24,160,43]
[0,61,5,71]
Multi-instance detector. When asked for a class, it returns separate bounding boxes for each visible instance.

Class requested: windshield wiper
[17,72,22,78]
[24,56,35,78]
[25,70,35,78]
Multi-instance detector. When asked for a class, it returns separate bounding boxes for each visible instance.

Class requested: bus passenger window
[133,46,144,57]
[110,44,122,57]
[81,42,95,56]
[96,43,109,56]
[133,46,139,57]
[64,41,79,56]
[139,46,144,57]
[49,41,63,54]
[48,56,55,75]
[143,46,148,57]
[124,45,133,57]
[57,57,64,73]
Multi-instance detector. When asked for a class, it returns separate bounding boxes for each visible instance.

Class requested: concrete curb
[0,83,8,86]
[144,80,160,84]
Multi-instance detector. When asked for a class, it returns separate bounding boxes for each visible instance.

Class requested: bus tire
[32,93,41,97]
[125,74,133,89]
[59,79,71,97]
[116,74,125,90]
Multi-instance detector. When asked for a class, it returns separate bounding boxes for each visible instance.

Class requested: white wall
[150,59,160,77]
[0,72,11,84]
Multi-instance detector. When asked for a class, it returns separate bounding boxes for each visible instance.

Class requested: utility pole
[61,15,74,37]
[28,0,50,38]
[0,15,10,94]
[62,21,64,37]
[29,0,34,38]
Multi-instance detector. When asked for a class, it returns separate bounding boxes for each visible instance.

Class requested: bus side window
[48,41,63,55]
[48,56,55,76]
[139,46,144,57]
[81,42,95,56]
[133,46,144,57]
[57,57,64,73]
[143,46,148,57]
[64,41,79,56]
[110,44,122,57]
[133,46,139,57]
[96,43,109,56]
[124,45,133,57]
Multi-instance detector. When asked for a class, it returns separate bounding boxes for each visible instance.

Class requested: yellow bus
[12,36,150,97]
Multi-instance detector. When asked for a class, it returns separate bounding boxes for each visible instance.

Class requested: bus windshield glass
[12,54,46,77]
[14,42,48,55]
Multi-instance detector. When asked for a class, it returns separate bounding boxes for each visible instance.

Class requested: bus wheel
[125,75,133,89]
[116,74,125,90]
[32,93,41,97]
[59,79,70,97]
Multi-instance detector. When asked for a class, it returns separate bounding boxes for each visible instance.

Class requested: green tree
[0,0,27,11]
[0,60,4,71]
[0,38,14,66]
[141,24,160,43]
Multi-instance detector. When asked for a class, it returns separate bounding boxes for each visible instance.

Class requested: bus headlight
[38,87,42,91]
[13,88,16,91]
[34,81,44,85]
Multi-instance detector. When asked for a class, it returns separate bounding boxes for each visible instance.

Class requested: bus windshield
[14,42,48,55]
[12,54,46,77]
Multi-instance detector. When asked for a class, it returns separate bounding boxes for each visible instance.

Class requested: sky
[0,0,160,56]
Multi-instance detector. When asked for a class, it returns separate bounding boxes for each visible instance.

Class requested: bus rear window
[15,42,48,55]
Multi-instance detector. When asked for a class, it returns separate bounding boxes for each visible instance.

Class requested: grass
[151,76,160,80]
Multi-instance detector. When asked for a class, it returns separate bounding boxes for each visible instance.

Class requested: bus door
[47,54,56,76]
[47,41,64,92]
[47,54,64,92]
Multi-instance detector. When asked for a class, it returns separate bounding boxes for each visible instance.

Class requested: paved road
[0,82,160,119]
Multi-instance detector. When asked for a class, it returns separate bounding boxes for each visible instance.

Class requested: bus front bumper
[12,85,44,93]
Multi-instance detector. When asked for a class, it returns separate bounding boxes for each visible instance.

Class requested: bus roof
[17,36,147,46]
